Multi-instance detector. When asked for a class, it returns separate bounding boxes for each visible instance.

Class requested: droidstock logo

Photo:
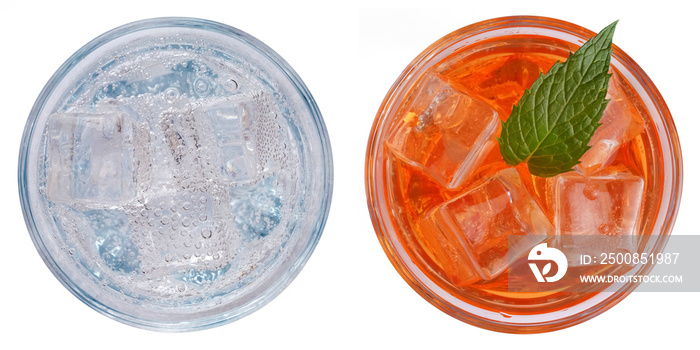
[528,243,568,282]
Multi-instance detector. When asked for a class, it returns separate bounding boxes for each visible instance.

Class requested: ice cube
[206,97,258,182]
[156,106,226,184]
[385,144,448,216]
[555,172,644,265]
[421,168,553,284]
[249,92,285,174]
[158,108,199,166]
[200,93,285,184]
[386,72,499,189]
[130,185,239,273]
[577,74,645,174]
[46,111,137,206]
[84,209,141,274]
[229,174,285,240]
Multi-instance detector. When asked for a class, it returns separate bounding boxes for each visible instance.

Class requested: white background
[3,0,698,349]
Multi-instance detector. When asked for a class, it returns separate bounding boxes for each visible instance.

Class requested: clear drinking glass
[365,16,682,333]
[18,17,333,331]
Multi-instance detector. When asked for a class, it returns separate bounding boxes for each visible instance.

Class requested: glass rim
[365,15,682,333]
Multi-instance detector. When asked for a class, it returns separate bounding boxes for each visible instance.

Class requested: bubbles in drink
[39,34,306,304]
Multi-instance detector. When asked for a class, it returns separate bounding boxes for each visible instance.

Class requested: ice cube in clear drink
[229,174,285,240]
[130,185,239,274]
[85,209,141,274]
[46,111,137,206]
[386,72,500,189]
[206,97,259,182]
[421,168,553,284]
[249,93,285,175]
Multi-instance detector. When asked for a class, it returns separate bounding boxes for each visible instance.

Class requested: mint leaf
[498,21,617,177]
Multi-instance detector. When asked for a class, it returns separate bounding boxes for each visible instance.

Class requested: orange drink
[365,16,682,333]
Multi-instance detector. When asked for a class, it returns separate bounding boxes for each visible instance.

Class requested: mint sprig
[497,21,617,177]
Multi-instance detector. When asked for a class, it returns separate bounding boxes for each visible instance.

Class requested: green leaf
[498,21,617,177]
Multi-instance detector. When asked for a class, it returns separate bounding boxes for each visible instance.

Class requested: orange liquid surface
[379,36,662,315]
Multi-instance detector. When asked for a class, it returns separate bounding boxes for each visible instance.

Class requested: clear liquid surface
[21,20,331,329]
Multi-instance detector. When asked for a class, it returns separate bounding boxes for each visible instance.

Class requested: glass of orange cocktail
[365,16,682,333]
